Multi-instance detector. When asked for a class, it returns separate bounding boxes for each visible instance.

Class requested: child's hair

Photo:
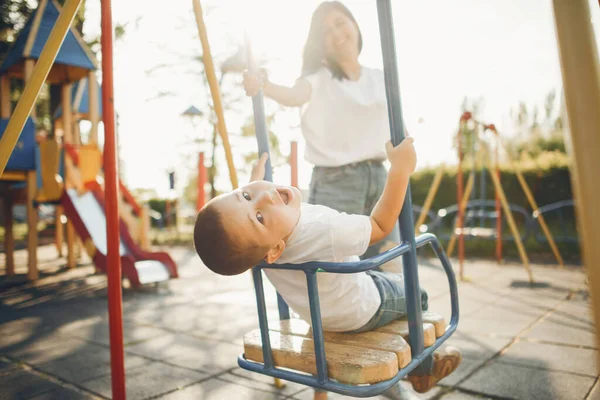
[193,202,270,276]
[301,1,363,80]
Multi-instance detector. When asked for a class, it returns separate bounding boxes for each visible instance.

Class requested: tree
[505,90,566,160]
[145,9,287,206]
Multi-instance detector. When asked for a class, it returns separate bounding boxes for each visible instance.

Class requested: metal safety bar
[376,0,429,373]
[238,233,459,397]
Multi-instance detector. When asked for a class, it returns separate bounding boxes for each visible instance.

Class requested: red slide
[60,182,178,288]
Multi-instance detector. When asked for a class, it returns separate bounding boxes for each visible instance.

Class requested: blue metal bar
[239,233,460,397]
[245,33,273,182]
[376,0,427,373]
[251,267,274,370]
[306,271,328,384]
[245,32,290,321]
[260,241,411,273]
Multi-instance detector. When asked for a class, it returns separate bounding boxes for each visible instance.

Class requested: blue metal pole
[252,268,274,369]
[376,0,430,374]
[306,271,328,384]
[245,33,290,321]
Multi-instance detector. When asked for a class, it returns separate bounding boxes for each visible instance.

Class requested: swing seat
[243,312,446,384]
[238,234,459,397]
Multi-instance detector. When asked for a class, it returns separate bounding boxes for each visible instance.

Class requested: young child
[193,138,461,399]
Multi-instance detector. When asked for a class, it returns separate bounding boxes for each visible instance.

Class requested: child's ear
[264,240,286,264]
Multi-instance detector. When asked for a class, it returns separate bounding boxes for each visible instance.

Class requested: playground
[0,244,594,399]
[1,0,599,399]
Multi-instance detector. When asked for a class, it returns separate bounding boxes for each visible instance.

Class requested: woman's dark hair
[300,1,363,81]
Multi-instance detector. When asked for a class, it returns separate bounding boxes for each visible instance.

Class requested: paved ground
[0,244,596,400]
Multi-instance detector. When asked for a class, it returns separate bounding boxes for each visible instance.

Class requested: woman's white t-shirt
[264,203,381,332]
[300,66,390,167]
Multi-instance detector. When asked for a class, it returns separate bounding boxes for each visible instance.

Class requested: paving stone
[439,389,495,399]
[0,317,57,351]
[588,380,600,400]
[126,333,241,373]
[37,349,147,384]
[80,361,208,400]
[7,335,104,366]
[443,331,513,360]
[219,367,306,396]
[126,303,225,333]
[156,377,287,399]
[457,304,540,337]
[0,369,60,400]
[291,381,441,400]
[60,318,169,346]
[28,387,96,400]
[459,360,595,400]
[0,360,20,375]
[523,310,597,349]
[497,340,598,376]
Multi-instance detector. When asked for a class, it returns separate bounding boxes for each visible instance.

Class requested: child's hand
[385,137,416,176]
[243,69,269,97]
[250,152,269,181]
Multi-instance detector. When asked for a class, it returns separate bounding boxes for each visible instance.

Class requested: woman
[243,1,402,264]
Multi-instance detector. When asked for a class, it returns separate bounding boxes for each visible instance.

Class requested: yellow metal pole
[414,165,445,236]
[446,172,475,258]
[488,164,534,283]
[0,0,82,176]
[191,0,238,189]
[552,0,600,350]
[516,171,565,267]
[491,133,565,267]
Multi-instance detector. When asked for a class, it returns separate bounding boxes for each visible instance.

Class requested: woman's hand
[243,69,269,97]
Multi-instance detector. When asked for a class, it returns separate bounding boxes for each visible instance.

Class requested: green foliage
[411,154,580,263]
[411,154,572,212]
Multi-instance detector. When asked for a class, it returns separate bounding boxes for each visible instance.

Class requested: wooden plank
[0,171,27,181]
[88,72,99,144]
[243,329,398,385]
[422,311,447,338]
[0,76,11,117]
[3,193,15,276]
[375,320,436,347]
[26,171,38,281]
[274,319,411,368]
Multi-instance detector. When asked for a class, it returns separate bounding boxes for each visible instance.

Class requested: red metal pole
[100,1,126,399]
[290,141,298,188]
[197,152,206,211]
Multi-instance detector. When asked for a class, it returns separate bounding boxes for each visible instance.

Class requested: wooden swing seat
[243,311,446,385]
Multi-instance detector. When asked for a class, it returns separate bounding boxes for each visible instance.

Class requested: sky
[80,0,600,200]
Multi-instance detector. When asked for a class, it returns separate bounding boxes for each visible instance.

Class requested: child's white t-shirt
[300,66,390,167]
[264,203,381,332]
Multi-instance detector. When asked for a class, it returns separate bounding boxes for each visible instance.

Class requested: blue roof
[54,77,103,119]
[0,0,96,77]
[0,117,37,171]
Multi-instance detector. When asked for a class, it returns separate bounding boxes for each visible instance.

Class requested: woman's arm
[263,79,312,107]
[243,71,312,107]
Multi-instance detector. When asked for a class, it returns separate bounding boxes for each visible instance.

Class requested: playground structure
[413,112,568,283]
[0,0,598,399]
[0,0,177,288]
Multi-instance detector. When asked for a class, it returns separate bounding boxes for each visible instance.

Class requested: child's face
[215,181,302,253]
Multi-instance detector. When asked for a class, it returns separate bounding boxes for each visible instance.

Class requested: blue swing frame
[238,1,460,397]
